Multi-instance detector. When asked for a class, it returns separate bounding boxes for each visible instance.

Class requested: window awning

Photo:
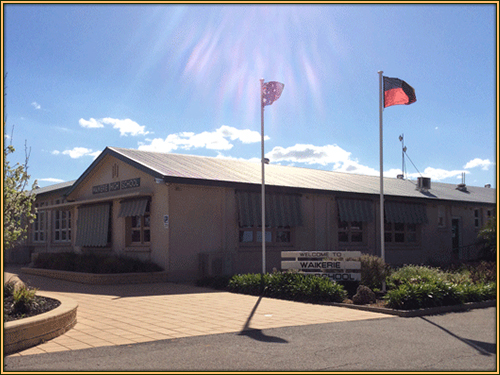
[337,199,374,222]
[118,198,149,218]
[75,204,110,247]
[236,192,303,227]
[385,202,428,224]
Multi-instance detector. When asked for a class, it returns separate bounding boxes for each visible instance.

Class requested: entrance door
[451,218,461,257]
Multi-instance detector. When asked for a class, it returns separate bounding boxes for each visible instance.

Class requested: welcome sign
[281,251,361,281]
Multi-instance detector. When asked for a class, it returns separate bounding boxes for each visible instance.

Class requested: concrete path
[4,266,394,357]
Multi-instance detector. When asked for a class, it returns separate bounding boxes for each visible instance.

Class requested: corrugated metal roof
[109,147,496,205]
[32,180,76,196]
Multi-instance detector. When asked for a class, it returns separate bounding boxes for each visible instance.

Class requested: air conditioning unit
[199,252,234,278]
[417,177,431,191]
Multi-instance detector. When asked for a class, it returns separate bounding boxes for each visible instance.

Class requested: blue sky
[3,3,497,189]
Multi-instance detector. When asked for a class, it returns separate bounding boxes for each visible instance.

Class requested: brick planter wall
[21,268,169,285]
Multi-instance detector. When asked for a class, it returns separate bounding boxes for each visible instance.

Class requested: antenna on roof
[400,136,423,179]
[398,134,407,179]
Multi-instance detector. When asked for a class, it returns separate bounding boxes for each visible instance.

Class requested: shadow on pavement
[420,316,496,356]
[3,264,223,298]
[239,292,289,344]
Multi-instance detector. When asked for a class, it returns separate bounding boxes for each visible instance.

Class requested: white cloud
[409,167,469,181]
[37,178,65,183]
[31,102,41,110]
[463,158,494,171]
[101,118,149,136]
[266,144,351,167]
[60,147,95,159]
[138,126,264,153]
[79,118,103,128]
[78,117,148,136]
[51,150,60,155]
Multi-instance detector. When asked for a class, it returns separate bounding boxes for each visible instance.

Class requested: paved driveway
[4,266,394,357]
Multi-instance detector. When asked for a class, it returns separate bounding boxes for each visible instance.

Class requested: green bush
[4,278,17,298]
[449,261,497,284]
[385,280,496,310]
[384,264,497,310]
[228,271,347,303]
[12,284,39,315]
[33,252,163,274]
[360,254,391,290]
[386,265,465,289]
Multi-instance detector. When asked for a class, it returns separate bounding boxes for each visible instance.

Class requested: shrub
[4,278,17,298]
[384,264,497,310]
[12,284,39,315]
[352,285,376,305]
[386,265,457,289]
[450,261,497,284]
[228,271,347,303]
[360,254,391,290]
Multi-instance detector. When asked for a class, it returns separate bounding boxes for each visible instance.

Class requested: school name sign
[281,251,361,281]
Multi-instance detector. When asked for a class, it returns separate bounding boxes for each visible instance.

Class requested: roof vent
[456,172,468,192]
[485,184,491,188]
[397,174,404,180]
[416,176,431,191]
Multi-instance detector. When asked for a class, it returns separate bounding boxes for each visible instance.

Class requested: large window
[236,191,302,247]
[337,199,373,244]
[54,209,72,242]
[338,220,363,243]
[385,221,417,244]
[239,226,291,245]
[384,202,427,246]
[32,204,46,243]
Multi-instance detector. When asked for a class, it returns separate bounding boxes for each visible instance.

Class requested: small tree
[3,117,38,250]
[477,216,496,261]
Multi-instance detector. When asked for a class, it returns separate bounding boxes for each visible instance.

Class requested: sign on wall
[281,251,361,281]
[92,178,141,195]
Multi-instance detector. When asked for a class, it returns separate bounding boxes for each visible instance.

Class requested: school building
[11,146,496,281]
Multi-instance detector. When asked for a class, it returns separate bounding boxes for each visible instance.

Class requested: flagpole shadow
[238,292,288,344]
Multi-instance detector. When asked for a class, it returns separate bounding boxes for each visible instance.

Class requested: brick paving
[4,266,395,357]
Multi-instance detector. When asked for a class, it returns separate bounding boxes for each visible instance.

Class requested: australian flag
[262,81,284,106]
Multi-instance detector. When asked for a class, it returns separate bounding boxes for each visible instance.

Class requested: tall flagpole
[260,78,266,274]
[378,70,386,292]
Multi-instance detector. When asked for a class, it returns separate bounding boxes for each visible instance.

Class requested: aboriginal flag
[262,81,284,106]
[383,77,416,108]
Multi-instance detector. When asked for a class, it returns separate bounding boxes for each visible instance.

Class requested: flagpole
[260,78,266,274]
[378,70,386,292]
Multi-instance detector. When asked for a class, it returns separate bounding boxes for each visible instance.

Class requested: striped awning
[118,198,149,218]
[385,202,428,224]
[75,204,110,247]
[337,199,374,222]
[236,191,303,227]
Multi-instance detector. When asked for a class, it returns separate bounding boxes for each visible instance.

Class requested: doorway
[451,218,461,258]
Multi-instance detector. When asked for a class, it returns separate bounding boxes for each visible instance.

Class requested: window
[338,221,363,243]
[239,226,291,245]
[385,220,418,244]
[32,204,46,242]
[54,209,72,242]
[474,209,480,228]
[127,201,151,245]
